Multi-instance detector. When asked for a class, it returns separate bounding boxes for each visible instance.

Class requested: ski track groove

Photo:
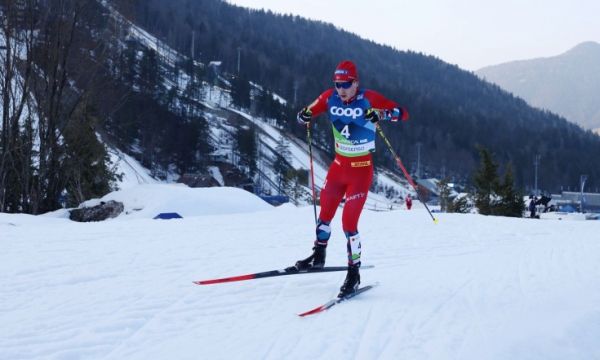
[350,298,376,360]
[260,280,302,360]
[415,278,473,336]
[100,290,196,360]
[372,306,409,359]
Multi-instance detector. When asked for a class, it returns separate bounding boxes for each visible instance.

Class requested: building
[551,192,600,213]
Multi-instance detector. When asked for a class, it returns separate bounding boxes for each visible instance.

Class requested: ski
[194,265,374,285]
[298,283,379,317]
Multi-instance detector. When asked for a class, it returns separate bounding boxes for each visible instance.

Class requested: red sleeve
[307,89,334,117]
[363,89,398,110]
[364,89,409,121]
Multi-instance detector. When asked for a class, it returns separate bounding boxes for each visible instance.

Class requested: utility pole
[189,31,195,97]
[416,142,422,179]
[293,81,298,106]
[580,175,588,213]
[237,47,241,74]
[191,30,195,60]
[534,154,540,196]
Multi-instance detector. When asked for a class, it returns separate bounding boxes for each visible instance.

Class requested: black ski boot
[338,264,360,298]
[287,244,326,272]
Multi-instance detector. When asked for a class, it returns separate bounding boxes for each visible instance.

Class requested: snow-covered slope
[107,147,159,190]
[2,186,600,359]
[79,184,272,219]
[99,1,413,209]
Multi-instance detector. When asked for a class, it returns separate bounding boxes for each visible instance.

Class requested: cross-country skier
[405,194,413,210]
[290,60,409,297]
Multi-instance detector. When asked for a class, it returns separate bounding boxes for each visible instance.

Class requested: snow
[108,147,159,190]
[2,186,600,359]
[103,1,189,69]
[76,184,272,219]
[208,166,225,186]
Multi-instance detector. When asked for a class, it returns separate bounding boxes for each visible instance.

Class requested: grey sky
[226,0,599,71]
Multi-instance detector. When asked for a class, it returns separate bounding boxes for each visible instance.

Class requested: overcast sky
[226,0,600,71]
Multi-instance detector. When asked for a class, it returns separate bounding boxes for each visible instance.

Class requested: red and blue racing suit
[308,88,408,265]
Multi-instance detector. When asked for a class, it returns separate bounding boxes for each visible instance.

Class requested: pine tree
[448,195,470,214]
[138,48,164,98]
[235,125,257,176]
[274,136,292,194]
[473,147,500,215]
[121,40,138,87]
[438,177,452,212]
[497,163,525,217]
[62,102,115,207]
[230,74,251,109]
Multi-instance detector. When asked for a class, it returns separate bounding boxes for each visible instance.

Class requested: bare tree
[1,0,115,213]
[0,0,37,212]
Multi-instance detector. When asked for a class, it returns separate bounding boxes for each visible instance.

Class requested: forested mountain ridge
[2,0,600,214]
[115,0,600,192]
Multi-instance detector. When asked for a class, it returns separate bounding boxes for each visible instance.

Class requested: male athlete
[291,60,409,297]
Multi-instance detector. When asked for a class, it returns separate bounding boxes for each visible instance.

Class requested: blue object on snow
[560,205,577,213]
[153,212,183,220]
[259,195,289,206]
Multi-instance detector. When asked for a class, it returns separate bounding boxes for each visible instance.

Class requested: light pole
[534,154,541,196]
[237,47,241,74]
[293,80,298,106]
[580,175,588,213]
[416,142,422,179]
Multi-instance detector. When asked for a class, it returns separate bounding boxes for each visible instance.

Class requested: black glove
[365,108,380,123]
[297,107,312,124]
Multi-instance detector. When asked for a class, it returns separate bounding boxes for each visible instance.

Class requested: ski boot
[337,264,360,298]
[286,244,326,272]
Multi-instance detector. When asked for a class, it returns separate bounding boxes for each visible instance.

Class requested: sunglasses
[334,81,354,89]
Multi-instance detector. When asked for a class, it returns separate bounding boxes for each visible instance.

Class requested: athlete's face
[334,80,358,101]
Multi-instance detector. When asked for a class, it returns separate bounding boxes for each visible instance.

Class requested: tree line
[0,0,115,213]
[0,0,215,213]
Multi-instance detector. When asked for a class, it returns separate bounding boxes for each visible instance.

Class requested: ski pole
[375,123,438,224]
[306,123,318,225]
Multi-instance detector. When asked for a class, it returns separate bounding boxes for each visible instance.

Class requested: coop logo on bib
[330,106,363,119]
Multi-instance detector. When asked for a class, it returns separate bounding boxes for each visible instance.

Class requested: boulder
[69,200,124,222]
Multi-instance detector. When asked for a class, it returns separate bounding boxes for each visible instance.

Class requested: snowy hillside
[98,1,413,209]
[2,186,600,359]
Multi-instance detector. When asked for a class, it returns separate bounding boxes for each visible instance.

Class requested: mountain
[3,186,600,359]
[476,41,600,131]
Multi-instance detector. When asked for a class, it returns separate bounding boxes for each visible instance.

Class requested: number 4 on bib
[340,125,350,138]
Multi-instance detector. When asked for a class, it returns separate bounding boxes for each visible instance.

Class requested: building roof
[554,192,600,206]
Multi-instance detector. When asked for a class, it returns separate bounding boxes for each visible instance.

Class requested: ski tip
[298,306,325,317]
[193,274,256,285]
